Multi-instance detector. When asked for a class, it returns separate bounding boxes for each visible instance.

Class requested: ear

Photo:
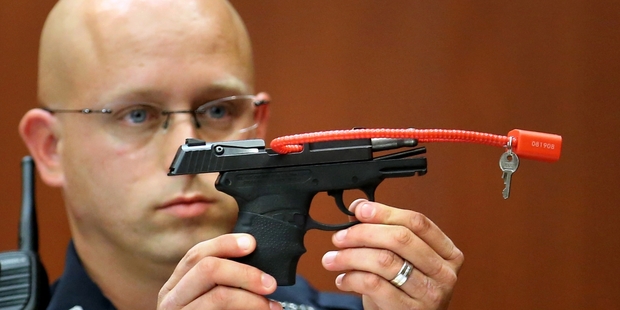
[254,92,271,139]
[18,109,65,187]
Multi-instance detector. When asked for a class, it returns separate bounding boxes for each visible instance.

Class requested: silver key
[499,151,520,199]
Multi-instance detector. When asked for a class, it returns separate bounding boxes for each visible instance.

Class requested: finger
[160,233,272,308]
[162,233,255,292]
[162,257,277,308]
[349,199,464,264]
[332,223,450,280]
[164,285,281,310]
[186,286,282,310]
[335,271,424,310]
[323,248,435,301]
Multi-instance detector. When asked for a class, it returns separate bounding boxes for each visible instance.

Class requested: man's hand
[322,199,464,310]
[158,234,281,310]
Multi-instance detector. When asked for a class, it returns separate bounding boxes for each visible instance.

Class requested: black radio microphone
[0,156,50,309]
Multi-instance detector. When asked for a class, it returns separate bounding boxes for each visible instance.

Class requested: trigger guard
[305,216,359,231]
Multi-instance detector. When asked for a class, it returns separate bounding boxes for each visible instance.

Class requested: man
[18,0,464,309]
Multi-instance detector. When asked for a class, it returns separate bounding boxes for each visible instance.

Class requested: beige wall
[2,1,619,309]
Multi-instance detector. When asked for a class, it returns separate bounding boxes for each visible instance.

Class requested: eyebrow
[100,78,251,108]
[103,89,167,105]
[193,79,251,102]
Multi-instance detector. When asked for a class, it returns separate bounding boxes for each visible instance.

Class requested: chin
[147,223,233,262]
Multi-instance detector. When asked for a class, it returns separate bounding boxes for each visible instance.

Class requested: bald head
[38,0,253,107]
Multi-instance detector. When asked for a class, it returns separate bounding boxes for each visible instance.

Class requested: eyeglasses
[43,95,269,144]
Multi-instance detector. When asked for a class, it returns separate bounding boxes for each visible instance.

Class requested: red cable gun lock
[168,128,562,285]
[270,128,562,199]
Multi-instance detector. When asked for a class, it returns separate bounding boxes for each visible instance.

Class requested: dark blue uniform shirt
[47,242,362,310]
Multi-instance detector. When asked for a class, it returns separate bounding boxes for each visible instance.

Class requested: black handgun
[168,137,427,285]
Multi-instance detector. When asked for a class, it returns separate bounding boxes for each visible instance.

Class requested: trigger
[362,185,376,202]
[327,190,355,216]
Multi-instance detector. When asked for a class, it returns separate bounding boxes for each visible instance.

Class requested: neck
[72,234,176,310]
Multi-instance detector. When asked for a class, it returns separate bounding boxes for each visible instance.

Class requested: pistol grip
[232,211,307,286]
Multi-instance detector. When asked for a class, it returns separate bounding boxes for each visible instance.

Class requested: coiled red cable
[270,128,513,154]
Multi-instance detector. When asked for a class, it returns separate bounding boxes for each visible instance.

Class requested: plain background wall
[1,1,619,309]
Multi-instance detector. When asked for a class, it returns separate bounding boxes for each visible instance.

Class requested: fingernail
[349,199,367,213]
[335,229,347,241]
[262,273,276,289]
[269,300,282,310]
[360,202,375,219]
[322,251,337,265]
[335,273,345,286]
[237,236,251,250]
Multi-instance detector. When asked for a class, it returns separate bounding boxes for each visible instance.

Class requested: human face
[50,2,261,267]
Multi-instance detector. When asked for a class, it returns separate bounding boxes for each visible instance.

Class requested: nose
[161,113,201,171]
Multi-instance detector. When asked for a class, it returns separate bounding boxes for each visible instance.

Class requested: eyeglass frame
[41,94,269,132]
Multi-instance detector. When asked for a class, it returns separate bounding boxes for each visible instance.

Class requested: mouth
[158,196,215,218]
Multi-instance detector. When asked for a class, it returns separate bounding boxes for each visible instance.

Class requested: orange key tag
[508,129,562,162]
